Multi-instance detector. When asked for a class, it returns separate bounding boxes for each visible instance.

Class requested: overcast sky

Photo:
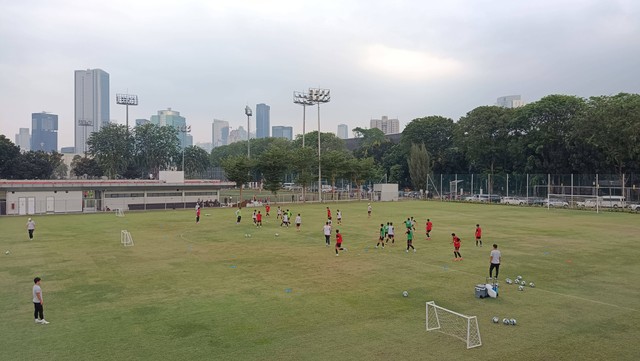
[1,0,639,148]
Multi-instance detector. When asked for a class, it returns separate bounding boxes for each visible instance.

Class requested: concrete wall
[5,190,83,215]
[373,183,398,202]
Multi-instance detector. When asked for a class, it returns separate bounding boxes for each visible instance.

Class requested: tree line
[1,93,638,191]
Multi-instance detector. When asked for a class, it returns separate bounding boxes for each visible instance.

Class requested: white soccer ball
[247,234,252,238]
[516,275,522,280]
[505,278,512,284]
[503,318,510,325]
[402,291,409,297]
[529,282,535,288]
[510,318,517,325]
[274,233,279,237]
[492,316,499,323]
[518,285,525,291]
[4,250,9,255]
[520,281,526,286]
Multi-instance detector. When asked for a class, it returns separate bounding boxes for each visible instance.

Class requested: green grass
[1,201,639,360]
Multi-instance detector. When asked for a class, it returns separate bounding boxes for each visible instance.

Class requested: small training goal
[115,208,125,217]
[425,301,482,349]
[120,230,134,247]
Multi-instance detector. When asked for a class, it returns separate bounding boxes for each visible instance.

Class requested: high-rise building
[32,112,58,152]
[135,119,150,127]
[497,95,525,108]
[337,124,349,139]
[150,108,192,148]
[74,69,110,154]
[370,116,400,135]
[256,103,270,139]
[212,119,230,147]
[272,126,293,140]
[15,128,30,152]
[229,126,248,144]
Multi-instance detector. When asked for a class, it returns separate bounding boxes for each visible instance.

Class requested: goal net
[115,208,125,217]
[425,301,481,349]
[120,230,134,247]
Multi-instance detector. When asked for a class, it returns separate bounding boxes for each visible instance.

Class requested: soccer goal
[115,208,125,217]
[425,301,481,349]
[120,230,134,247]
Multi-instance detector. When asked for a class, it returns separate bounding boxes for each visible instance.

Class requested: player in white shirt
[295,214,302,231]
[387,222,395,244]
[323,221,332,246]
[281,213,289,227]
[336,210,342,225]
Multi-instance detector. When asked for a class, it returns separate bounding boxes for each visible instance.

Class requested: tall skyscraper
[150,108,192,148]
[15,128,30,151]
[370,116,400,135]
[74,69,110,154]
[497,95,525,108]
[212,119,230,147]
[337,124,349,139]
[256,103,270,139]
[32,112,58,152]
[229,126,248,144]
[272,126,293,140]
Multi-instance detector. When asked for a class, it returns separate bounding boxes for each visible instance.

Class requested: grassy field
[1,201,639,361]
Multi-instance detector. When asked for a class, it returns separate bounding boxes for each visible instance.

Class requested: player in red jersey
[326,207,332,221]
[196,205,201,224]
[265,204,271,216]
[475,224,482,247]
[451,233,462,261]
[426,219,433,240]
[256,211,262,227]
[335,229,347,256]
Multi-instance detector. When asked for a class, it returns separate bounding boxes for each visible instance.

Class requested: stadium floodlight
[245,106,252,158]
[77,119,93,155]
[116,93,139,130]
[293,91,314,148]
[308,88,331,202]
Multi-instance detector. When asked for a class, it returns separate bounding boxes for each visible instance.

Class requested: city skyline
[2,1,640,148]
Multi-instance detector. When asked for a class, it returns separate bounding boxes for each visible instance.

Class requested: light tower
[293,91,314,148]
[245,106,252,158]
[308,88,331,202]
[116,93,138,130]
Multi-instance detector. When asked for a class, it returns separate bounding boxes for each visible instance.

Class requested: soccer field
[1,201,639,361]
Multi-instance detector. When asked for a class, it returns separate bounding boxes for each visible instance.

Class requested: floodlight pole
[293,91,313,148]
[245,106,252,159]
[116,93,139,131]
[308,88,330,203]
[78,119,93,155]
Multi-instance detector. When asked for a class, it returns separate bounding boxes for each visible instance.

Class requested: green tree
[221,155,254,202]
[401,116,455,173]
[352,127,388,158]
[290,146,316,202]
[407,143,432,192]
[88,124,134,179]
[183,146,211,178]
[292,131,347,153]
[255,139,291,194]
[133,123,180,179]
[71,155,103,178]
[0,135,20,178]
[14,151,63,179]
[321,150,351,194]
[345,157,377,200]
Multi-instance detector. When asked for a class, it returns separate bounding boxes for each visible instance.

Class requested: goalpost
[425,301,482,349]
[115,208,125,217]
[120,230,134,247]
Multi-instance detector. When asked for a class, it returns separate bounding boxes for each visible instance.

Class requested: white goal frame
[120,230,134,247]
[425,301,481,349]
[115,208,125,217]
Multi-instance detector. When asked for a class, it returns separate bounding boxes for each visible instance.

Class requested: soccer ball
[503,318,510,325]
[529,282,535,288]
[402,291,409,297]
[492,316,499,323]
[274,233,279,237]
[516,275,522,280]
[505,278,512,284]
[4,250,9,255]
[520,281,526,286]
[518,285,525,291]
[510,318,517,325]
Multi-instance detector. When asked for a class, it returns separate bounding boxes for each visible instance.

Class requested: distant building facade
[272,126,293,140]
[229,126,248,144]
[32,112,58,152]
[150,108,192,149]
[74,68,110,154]
[212,119,230,147]
[256,103,270,139]
[337,124,349,139]
[15,128,30,152]
[135,118,150,127]
[497,95,525,108]
[370,116,399,135]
